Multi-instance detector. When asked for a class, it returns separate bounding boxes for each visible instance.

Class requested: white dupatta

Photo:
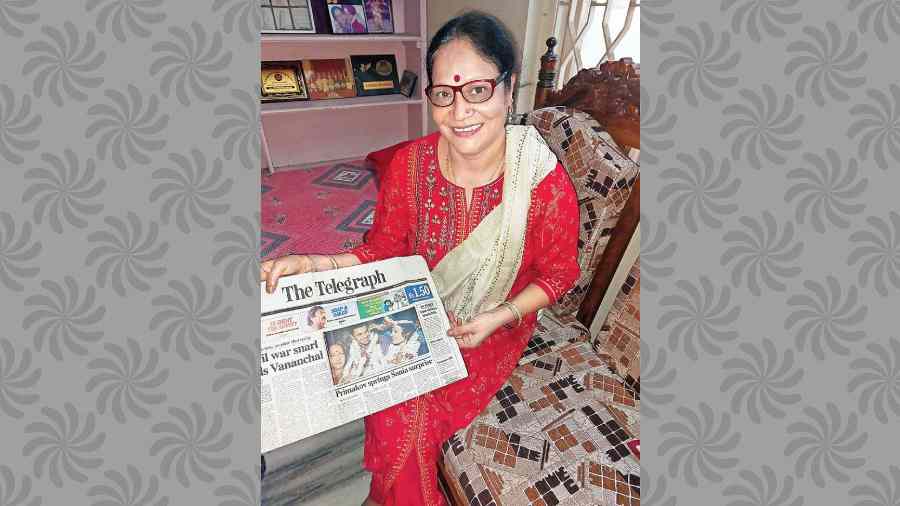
[431,125,558,321]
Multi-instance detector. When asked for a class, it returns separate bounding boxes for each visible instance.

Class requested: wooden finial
[545,37,558,54]
[534,38,560,109]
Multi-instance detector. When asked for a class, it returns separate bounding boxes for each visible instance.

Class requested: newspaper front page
[261,256,468,453]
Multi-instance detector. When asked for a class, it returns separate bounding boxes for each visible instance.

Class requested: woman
[381,319,422,365]
[327,341,348,385]
[261,11,580,505]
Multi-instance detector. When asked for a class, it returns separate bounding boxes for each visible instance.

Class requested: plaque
[363,0,393,33]
[302,58,357,100]
[399,70,417,97]
[350,54,400,96]
[326,0,367,34]
[260,62,308,102]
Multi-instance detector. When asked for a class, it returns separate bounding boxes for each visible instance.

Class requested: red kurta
[349,131,580,505]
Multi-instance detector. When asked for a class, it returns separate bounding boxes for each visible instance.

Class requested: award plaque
[302,58,357,100]
[350,54,400,96]
[260,62,309,102]
[399,70,417,97]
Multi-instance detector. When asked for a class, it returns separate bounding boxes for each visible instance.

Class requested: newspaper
[260,255,468,453]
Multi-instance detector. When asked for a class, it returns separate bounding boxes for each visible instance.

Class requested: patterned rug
[261,159,377,261]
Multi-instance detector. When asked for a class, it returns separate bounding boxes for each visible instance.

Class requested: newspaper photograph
[261,255,468,453]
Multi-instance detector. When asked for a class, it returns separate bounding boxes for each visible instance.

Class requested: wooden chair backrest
[533,38,640,328]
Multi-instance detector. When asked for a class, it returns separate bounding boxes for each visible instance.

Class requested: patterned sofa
[437,96,641,505]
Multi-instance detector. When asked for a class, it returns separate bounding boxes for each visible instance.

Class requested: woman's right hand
[260,255,313,294]
[447,311,463,330]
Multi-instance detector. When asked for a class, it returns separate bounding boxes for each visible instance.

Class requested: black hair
[426,11,520,89]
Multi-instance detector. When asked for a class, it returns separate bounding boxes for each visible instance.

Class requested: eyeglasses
[426,72,508,107]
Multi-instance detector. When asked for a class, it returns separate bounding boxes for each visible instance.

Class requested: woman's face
[311,309,326,329]
[329,344,346,371]
[430,38,514,159]
[391,325,405,345]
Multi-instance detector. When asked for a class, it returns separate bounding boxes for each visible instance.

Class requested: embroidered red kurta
[349,131,580,505]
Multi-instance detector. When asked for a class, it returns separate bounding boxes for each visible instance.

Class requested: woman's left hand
[447,309,507,349]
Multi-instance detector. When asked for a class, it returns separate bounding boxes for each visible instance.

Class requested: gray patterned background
[643,0,899,504]
[0,0,259,504]
[2,0,898,504]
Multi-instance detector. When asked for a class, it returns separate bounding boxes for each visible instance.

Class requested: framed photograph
[363,0,393,33]
[350,54,400,96]
[326,0,367,34]
[302,58,357,100]
[399,70,417,97]
[260,62,309,102]
[261,0,316,33]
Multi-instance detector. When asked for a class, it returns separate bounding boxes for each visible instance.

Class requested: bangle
[499,301,522,328]
[328,255,339,270]
[306,255,317,272]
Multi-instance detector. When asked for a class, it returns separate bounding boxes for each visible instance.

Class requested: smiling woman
[425,14,519,196]
[259,10,581,506]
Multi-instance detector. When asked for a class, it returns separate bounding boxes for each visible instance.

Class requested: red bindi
[453,74,461,82]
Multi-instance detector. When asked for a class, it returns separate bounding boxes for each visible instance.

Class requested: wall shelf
[262,95,423,115]
[260,0,428,173]
[263,33,422,44]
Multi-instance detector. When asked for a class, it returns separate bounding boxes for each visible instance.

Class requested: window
[580,2,640,65]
